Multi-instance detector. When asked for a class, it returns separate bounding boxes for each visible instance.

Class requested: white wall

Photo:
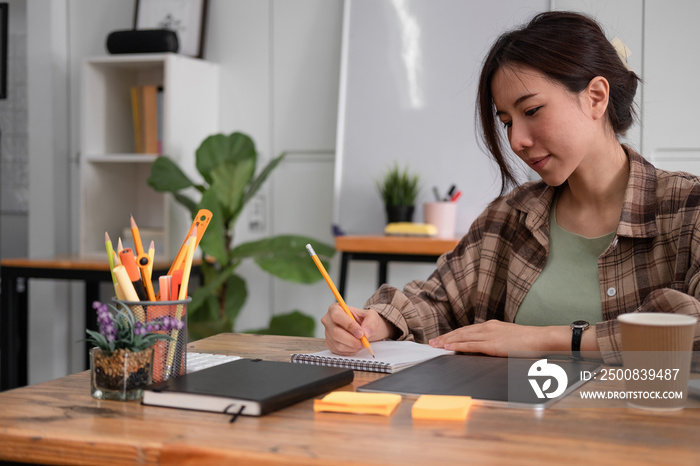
[642,1,700,175]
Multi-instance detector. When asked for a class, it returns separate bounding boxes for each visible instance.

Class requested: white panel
[269,153,336,336]
[273,0,344,150]
[335,0,548,237]
[206,0,271,154]
[553,0,643,150]
[643,1,700,166]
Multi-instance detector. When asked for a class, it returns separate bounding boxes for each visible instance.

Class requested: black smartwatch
[570,320,589,359]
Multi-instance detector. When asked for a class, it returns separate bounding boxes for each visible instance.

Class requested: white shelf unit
[80,53,219,259]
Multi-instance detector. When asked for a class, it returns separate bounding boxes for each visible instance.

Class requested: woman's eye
[525,106,542,117]
[501,121,512,129]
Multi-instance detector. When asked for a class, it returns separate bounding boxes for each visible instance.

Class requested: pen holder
[113,297,191,383]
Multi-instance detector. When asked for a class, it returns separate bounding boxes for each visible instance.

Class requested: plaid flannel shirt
[365,148,700,363]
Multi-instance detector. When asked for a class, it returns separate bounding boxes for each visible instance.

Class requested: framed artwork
[0,3,7,99]
[134,0,209,58]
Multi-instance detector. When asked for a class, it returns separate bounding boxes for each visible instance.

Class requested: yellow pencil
[165,228,198,378]
[105,232,120,297]
[147,240,155,278]
[305,243,375,358]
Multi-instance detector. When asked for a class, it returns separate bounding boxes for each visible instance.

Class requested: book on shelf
[130,86,142,153]
[142,358,354,417]
[130,84,162,155]
[290,340,454,374]
[156,86,164,154]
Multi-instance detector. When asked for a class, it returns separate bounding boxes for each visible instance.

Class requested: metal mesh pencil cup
[113,297,191,383]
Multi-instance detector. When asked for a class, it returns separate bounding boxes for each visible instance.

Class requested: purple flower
[93,301,117,342]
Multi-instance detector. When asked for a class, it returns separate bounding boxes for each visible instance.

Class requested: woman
[321,11,700,363]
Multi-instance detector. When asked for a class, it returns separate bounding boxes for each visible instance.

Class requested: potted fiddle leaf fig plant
[147,131,335,340]
[377,163,421,223]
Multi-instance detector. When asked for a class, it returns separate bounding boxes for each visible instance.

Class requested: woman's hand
[428,320,555,357]
[321,303,394,355]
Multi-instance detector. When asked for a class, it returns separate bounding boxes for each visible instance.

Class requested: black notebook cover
[142,358,354,416]
[359,354,601,409]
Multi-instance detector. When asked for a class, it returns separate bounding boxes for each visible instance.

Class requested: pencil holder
[113,297,191,383]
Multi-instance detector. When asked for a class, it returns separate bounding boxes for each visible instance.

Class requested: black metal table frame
[337,251,441,297]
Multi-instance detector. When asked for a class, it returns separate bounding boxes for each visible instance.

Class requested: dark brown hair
[476,11,641,195]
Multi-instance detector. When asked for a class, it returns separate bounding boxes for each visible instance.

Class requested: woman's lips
[528,155,550,171]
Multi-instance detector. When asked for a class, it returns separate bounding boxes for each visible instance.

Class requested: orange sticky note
[314,392,402,416]
[411,395,472,421]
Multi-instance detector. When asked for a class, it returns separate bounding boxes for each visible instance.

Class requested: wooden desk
[0,256,177,391]
[335,235,459,295]
[1,333,698,465]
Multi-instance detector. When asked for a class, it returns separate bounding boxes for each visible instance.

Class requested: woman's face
[491,65,601,187]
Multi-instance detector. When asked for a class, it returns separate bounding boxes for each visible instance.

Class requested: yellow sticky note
[314,391,402,416]
[411,395,472,421]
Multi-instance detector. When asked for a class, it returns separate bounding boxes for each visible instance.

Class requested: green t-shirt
[514,198,614,326]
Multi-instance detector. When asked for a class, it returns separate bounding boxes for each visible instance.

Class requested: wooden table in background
[0,256,180,391]
[0,333,699,465]
[334,235,460,295]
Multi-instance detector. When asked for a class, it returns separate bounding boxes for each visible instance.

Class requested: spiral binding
[290,354,392,374]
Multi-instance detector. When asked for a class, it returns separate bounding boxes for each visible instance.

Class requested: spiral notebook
[290,341,454,373]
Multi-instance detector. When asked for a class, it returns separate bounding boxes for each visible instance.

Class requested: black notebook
[359,354,601,409]
[142,358,354,416]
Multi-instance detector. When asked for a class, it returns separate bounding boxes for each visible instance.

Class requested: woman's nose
[508,122,533,154]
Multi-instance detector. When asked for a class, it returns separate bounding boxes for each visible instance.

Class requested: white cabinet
[80,53,219,258]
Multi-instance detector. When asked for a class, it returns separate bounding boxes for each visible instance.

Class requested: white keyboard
[186,352,241,373]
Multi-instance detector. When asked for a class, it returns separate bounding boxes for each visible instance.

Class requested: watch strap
[571,327,583,359]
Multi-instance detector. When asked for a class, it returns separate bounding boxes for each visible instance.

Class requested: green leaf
[223,274,247,330]
[246,310,315,337]
[148,156,197,192]
[173,192,199,217]
[197,190,229,264]
[376,163,421,206]
[210,159,255,219]
[233,235,335,283]
[188,319,232,342]
[242,152,287,207]
[189,261,238,313]
[195,132,257,185]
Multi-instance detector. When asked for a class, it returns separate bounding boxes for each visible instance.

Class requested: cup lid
[617,312,697,326]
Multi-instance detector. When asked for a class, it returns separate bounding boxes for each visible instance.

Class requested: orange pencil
[130,214,145,257]
[305,243,375,358]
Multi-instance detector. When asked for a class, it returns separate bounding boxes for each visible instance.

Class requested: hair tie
[610,37,633,72]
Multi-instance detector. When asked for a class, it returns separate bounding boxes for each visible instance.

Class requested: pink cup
[423,202,457,239]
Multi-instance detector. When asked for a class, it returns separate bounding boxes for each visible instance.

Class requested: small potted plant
[86,301,184,401]
[377,163,421,223]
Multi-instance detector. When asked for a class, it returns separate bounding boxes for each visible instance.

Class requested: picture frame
[134,0,208,58]
[0,3,8,99]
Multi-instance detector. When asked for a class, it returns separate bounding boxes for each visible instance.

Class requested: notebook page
[291,341,454,373]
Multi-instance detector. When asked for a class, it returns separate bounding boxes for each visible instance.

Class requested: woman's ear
[585,76,610,120]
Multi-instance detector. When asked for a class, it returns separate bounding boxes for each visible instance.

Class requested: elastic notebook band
[224,404,245,423]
